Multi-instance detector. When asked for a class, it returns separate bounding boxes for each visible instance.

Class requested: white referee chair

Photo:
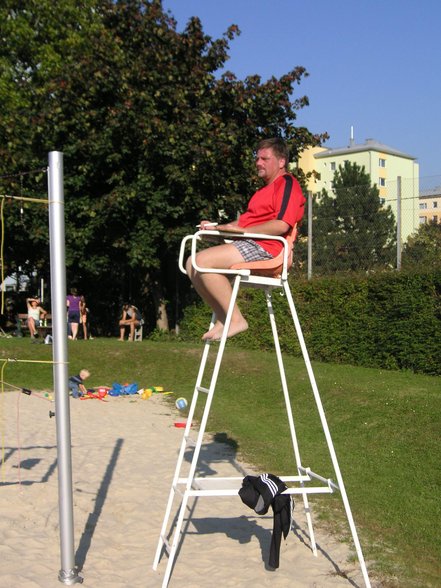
[153,227,371,588]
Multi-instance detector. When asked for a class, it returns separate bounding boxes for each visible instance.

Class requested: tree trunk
[150,272,169,332]
[155,298,169,331]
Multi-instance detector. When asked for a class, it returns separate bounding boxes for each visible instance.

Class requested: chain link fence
[293,175,441,278]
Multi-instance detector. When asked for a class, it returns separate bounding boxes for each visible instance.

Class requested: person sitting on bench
[26,297,48,339]
[118,303,142,341]
[186,137,306,342]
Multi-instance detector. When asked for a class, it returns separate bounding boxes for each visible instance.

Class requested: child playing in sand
[68,369,90,398]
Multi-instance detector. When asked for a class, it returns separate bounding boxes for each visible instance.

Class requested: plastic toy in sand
[108,382,139,396]
[140,388,153,400]
[96,386,111,397]
[80,388,109,401]
[138,386,174,400]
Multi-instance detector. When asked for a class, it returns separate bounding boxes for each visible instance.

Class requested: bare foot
[202,323,223,341]
[227,318,248,338]
[204,319,249,341]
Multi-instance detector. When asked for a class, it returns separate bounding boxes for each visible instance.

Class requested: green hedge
[177,270,441,375]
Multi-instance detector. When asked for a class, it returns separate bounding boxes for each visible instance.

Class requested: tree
[0,0,325,332]
[312,161,396,273]
[402,221,441,269]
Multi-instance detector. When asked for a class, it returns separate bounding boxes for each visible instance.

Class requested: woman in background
[80,295,90,340]
[26,297,47,339]
[118,303,141,341]
[66,287,81,340]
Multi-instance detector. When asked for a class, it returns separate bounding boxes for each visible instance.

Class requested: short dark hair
[257,138,289,165]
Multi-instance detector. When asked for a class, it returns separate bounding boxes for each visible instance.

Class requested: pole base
[58,568,83,585]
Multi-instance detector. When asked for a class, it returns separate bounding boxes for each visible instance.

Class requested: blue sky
[162,0,441,185]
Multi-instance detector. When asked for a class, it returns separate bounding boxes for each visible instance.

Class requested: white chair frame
[153,229,371,588]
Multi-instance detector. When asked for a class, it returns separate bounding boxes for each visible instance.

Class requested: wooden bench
[17,313,53,338]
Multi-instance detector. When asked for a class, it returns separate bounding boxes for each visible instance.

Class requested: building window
[379,158,386,167]
[379,198,386,205]
[434,201,438,208]
[419,202,427,209]
[330,162,336,171]
[433,216,438,223]
[378,178,386,187]
[419,216,427,224]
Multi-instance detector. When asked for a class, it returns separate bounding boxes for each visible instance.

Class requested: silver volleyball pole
[48,151,82,585]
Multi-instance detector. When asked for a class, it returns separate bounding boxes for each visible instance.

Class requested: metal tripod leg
[283,281,371,588]
[264,287,318,556]
[153,275,242,587]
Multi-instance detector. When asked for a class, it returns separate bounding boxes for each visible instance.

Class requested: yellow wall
[297,145,420,240]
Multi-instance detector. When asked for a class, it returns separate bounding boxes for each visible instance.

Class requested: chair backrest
[230,224,298,278]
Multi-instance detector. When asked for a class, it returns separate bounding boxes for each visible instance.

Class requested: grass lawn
[1,337,440,586]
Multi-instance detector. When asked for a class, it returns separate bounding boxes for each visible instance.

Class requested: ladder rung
[173,476,335,496]
[184,435,196,447]
[160,534,171,554]
[196,385,210,394]
[174,486,334,498]
[298,467,339,491]
[173,484,185,498]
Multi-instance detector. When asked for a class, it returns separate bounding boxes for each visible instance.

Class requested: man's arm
[218,219,289,236]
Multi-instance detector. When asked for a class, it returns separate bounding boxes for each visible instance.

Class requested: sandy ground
[0,389,375,588]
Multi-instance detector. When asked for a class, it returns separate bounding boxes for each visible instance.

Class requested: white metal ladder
[153,230,371,588]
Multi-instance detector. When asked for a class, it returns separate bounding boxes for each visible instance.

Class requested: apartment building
[418,187,440,225]
[297,137,420,240]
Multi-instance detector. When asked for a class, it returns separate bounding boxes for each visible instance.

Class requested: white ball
[175,397,188,410]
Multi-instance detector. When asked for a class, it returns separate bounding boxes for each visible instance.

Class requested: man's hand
[197,220,218,230]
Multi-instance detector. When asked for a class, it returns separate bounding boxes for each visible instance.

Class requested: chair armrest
[179,230,290,277]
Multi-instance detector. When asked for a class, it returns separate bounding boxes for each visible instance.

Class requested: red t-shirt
[238,173,305,257]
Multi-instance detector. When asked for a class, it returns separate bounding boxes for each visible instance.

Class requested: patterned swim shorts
[232,239,273,262]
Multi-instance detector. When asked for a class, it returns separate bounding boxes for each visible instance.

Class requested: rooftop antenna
[349,125,355,147]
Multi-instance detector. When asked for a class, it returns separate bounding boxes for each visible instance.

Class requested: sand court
[0,390,370,587]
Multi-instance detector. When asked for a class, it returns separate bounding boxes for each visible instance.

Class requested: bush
[177,270,441,375]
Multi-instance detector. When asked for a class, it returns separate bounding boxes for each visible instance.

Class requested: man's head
[255,138,289,184]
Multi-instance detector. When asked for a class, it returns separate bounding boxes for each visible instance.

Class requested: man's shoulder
[252,173,299,197]
[262,173,296,191]
[278,172,297,183]
[276,173,303,192]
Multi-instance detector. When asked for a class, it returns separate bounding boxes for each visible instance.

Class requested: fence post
[396,176,402,270]
[308,191,313,280]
